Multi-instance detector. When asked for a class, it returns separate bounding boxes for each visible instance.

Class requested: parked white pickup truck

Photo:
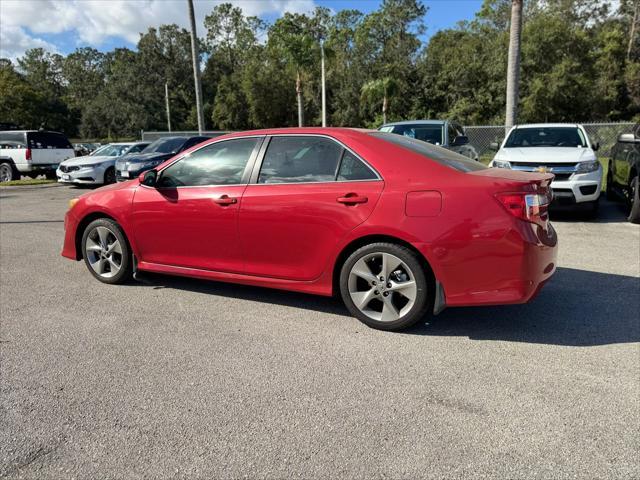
[490,123,602,215]
[0,130,75,182]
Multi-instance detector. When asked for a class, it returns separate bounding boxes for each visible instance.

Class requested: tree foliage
[1,0,638,139]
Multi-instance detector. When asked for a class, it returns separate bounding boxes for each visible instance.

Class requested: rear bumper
[16,164,58,173]
[422,222,558,309]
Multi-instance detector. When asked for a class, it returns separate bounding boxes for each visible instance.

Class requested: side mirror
[489,141,500,151]
[450,135,469,147]
[139,169,157,187]
[592,142,600,152]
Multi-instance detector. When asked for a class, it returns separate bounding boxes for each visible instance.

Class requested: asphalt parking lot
[1,184,638,479]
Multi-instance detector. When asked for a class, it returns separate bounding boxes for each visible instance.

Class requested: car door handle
[337,194,368,205]
[214,195,237,206]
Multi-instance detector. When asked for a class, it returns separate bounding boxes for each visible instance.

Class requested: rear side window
[338,151,378,181]
[26,132,72,149]
[369,132,486,172]
[0,132,27,147]
[258,136,343,184]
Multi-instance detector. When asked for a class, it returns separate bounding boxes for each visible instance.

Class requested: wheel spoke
[351,258,377,283]
[107,256,120,273]
[106,240,121,255]
[381,253,402,279]
[388,280,417,301]
[86,239,102,252]
[90,258,106,274]
[351,288,376,309]
[96,227,111,249]
[381,297,400,321]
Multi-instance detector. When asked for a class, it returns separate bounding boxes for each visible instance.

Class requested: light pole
[321,38,327,127]
[187,0,205,135]
[165,82,172,132]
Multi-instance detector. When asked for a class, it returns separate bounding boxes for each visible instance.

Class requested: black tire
[339,242,431,331]
[0,162,19,182]
[606,169,616,201]
[81,218,132,284]
[628,175,640,224]
[103,167,116,184]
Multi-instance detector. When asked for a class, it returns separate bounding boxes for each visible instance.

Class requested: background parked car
[0,130,75,182]
[607,127,640,223]
[489,123,602,215]
[115,136,210,181]
[57,142,150,186]
[379,120,479,161]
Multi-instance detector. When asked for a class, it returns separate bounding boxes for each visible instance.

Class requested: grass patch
[0,178,57,187]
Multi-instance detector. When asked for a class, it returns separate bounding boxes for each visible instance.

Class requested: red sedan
[62,128,557,331]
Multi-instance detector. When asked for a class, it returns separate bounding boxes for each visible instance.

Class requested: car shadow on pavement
[137,266,638,347]
[550,198,629,224]
[407,267,639,346]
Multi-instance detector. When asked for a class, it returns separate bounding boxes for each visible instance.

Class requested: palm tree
[505,0,523,128]
[361,77,399,125]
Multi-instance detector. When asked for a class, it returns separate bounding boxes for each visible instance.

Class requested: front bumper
[549,167,602,204]
[57,165,106,185]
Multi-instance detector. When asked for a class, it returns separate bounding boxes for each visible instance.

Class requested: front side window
[504,127,587,148]
[158,138,258,187]
[258,136,343,184]
[0,132,26,147]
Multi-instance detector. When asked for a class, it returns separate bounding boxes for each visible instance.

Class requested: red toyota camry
[62,128,557,331]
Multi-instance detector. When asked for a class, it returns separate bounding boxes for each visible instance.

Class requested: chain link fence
[464,122,636,164]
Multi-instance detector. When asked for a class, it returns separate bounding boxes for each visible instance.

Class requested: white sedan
[57,142,149,185]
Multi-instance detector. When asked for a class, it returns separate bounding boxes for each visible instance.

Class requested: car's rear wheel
[0,162,18,182]
[628,175,640,224]
[104,167,116,184]
[81,218,132,284]
[340,242,430,331]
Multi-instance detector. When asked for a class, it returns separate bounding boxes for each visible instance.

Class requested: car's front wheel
[104,167,116,184]
[340,242,430,331]
[81,218,132,284]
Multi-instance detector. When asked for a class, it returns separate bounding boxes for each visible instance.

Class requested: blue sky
[0,0,484,60]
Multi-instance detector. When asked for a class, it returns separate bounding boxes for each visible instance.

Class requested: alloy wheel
[348,252,417,322]
[85,226,123,278]
[0,164,14,182]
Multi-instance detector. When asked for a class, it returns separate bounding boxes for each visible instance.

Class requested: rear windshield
[504,127,587,148]
[369,132,486,172]
[142,137,188,154]
[26,132,73,149]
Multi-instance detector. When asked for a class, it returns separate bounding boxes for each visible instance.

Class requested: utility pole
[505,0,523,128]
[321,38,327,127]
[165,82,172,132]
[187,0,205,135]
[628,0,639,60]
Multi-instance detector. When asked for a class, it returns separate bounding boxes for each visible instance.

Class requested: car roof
[381,120,447,127]
[513,123,581,129]
[0,130,67,134]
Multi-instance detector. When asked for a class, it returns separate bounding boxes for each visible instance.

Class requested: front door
[131,136,262,272]
[239,136,383,281]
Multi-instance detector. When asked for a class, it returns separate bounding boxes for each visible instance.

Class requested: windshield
[369,132,486,173]
[389,124,444,145]
[143,137,187,154]
[504,127,587,148]
[90,144,132,157]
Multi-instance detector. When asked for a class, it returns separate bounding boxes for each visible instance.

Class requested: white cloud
[0,0,317,59]
[0,24,59,61]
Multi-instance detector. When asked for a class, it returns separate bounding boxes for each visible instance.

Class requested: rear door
[26,132,74,164]
[239,135,383,281]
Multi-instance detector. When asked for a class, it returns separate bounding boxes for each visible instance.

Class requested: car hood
[118,152,174,164]
[494,147,596,163]
[60,155,117,167]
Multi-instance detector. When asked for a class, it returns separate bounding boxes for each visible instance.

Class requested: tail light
[25,148,32,161]
[495,190,551,227]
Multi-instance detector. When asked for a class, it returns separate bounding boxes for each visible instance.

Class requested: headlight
[576,160,600,173]
[492,160,512,169]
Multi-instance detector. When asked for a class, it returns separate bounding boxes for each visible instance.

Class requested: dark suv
[607,126,640,223]
[115,136,210,182]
